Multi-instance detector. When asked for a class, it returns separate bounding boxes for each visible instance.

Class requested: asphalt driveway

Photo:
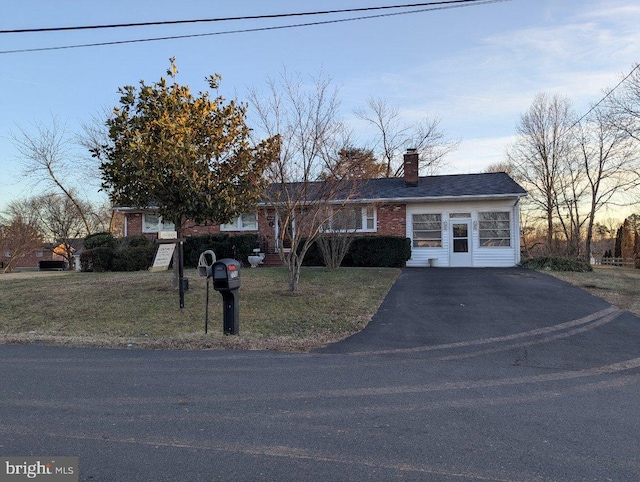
[320,267,612,352]
[2,268,640,481]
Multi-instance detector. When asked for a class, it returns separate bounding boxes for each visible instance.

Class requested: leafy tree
[95,58,279,233]
[319,147,385,181]
[615,218,634,259]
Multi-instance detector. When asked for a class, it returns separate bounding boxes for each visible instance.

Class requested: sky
[1,0,639,214]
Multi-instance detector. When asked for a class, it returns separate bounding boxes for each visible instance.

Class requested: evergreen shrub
[520,256,593,272]
[112,245,157,271]
[84,232,117,250]
[183,233,259,267]
[80,247,114,272]
[302,236,411,268]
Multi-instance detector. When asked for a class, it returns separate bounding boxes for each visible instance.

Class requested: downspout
[513,198,521,265]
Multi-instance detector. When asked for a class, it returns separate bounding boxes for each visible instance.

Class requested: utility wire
[1,0,504,34]
[568,63,640,130]
[0,0,510,55]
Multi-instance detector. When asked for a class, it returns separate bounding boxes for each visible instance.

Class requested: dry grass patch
[0,267,400,351]
[543,266,640,317]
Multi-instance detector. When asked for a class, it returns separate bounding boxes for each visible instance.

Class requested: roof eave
[258,192,527,206]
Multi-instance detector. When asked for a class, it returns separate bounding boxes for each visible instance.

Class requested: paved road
[1,268,639,481]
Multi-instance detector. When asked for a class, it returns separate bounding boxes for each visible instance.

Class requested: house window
[36,251,44,258]
[3,251,11,258]
[221,213,258,231]
[478,212,511,247]
[326,206,376,232]
[142,214,176,233]
[412,214,442,247]
[449,212,471,219]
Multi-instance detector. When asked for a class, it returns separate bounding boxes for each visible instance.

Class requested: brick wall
[376,203,406,237]
[125,213,145,238]
[3,246,59,269]
[257,208,277,252]
[122,203,407,251]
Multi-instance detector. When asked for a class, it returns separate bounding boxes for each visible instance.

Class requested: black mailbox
[212,259,241,291]
[211,258,241,335]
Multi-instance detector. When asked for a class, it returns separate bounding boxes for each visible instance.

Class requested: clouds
[1,0,639,208]
[370,0,640,172]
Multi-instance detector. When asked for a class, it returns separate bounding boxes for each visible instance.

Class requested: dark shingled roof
[355,172,527,201]
[263,172,526,203]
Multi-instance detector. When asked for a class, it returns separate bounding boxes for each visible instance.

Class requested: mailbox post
[197,251,216,333]
[212,258,241,335]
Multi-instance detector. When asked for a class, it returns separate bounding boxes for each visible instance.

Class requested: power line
[568,63,640,130]
[1,0,504,34]
[0,0,510,55]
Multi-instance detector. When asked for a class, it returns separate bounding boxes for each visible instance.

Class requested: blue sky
[1,0,639,212]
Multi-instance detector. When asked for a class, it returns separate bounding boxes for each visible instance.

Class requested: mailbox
[211,258,241,335]
[212,259,241,291]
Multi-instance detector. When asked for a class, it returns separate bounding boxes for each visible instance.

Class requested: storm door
[449,220,472,267]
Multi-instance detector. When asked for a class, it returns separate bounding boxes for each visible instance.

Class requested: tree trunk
[546,205,554,255]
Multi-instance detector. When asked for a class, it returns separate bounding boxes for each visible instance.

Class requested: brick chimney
[404,148,419,187]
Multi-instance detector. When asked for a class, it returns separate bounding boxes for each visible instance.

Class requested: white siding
[406,199,521,268]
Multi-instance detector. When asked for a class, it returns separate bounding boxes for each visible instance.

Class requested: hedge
[183,233,259,267]
[81,235,154,272]
[80,247,114,272]
[302,236,411,268]
[111,245,157,272]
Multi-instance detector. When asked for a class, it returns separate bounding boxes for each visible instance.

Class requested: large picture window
[412,214,442,247]
[221,213,258,231]
[478,212,511,247]
[142,214,175,233]
[326,206,376,232]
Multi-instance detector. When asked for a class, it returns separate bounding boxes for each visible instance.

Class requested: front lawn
[0,267,400,351]
[543,265,640,317]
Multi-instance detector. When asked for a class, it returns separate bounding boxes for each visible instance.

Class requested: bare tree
[485,161,517,178]
[0,200,43,273]
[32,192,92,269]
[11,117,97,235]
[605,63,640,144]
[576,104,640,261]
[355,97,458,178]
[507,93,575,254]
[553,134,587,256]
[249,70,358,291]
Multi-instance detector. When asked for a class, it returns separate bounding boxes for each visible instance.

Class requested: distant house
[2,243,61,270]
[115,150,527,268]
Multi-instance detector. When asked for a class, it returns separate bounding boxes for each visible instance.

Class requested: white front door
[450,220,472,267]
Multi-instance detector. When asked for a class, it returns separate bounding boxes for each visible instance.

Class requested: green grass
[0,267,400,351]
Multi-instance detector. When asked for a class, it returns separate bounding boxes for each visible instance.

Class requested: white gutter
[258,192,527,207]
